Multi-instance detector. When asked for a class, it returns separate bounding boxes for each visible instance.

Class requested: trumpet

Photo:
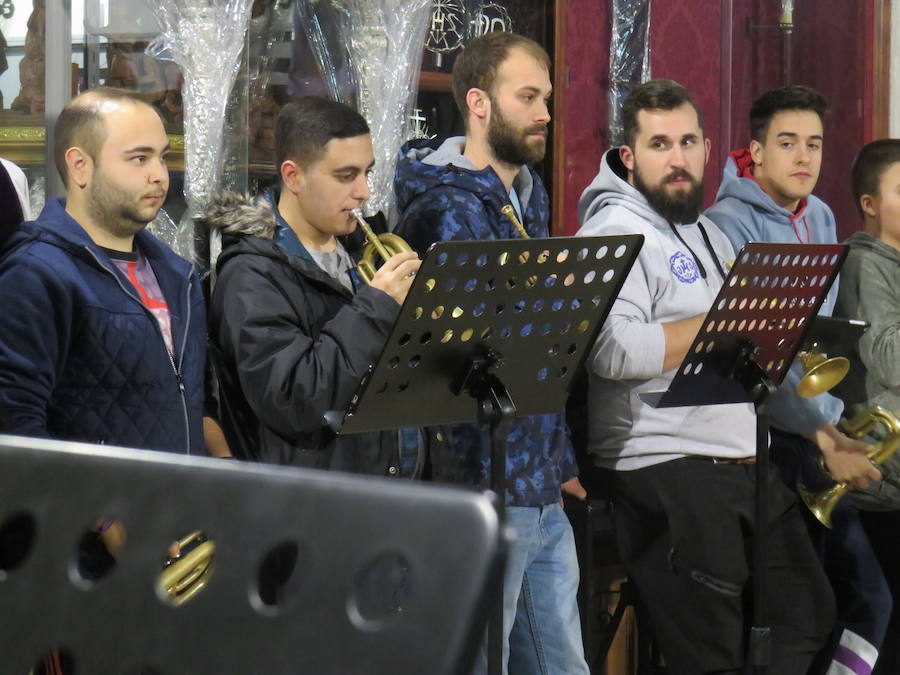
[796,341,849,398]
[159,530,215,606]
[500,204,530,239]
[799,407,900,528]
[352,209,413,284]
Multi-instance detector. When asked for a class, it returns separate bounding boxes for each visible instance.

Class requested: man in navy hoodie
[705,85,888,675]
[0,87,205,455]
[394,31,588,675]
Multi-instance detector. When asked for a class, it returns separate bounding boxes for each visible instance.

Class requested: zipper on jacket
[85,246,193,454]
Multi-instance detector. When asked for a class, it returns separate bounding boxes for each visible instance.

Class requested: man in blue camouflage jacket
[393,32,589,675]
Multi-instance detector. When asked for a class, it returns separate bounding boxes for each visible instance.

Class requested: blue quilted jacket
[393,137,577,506]
[0,199,205,453]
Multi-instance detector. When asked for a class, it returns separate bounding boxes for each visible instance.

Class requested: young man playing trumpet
[208,96,421,475]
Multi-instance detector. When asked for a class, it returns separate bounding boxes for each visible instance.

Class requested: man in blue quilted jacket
[0,87,205,455]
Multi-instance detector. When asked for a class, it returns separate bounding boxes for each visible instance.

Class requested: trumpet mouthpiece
[351,208,367,224]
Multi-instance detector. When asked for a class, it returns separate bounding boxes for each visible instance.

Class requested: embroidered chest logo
[669,251,700,284]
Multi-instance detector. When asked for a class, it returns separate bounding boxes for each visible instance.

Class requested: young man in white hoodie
[577,79,834,674]
[706,86,888,675]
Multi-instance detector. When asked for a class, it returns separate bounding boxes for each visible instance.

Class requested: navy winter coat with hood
[393,136,577,506]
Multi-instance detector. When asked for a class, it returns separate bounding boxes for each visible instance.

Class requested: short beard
[633,166,704,224]
[86,167,157,240]
[487,98,546,167]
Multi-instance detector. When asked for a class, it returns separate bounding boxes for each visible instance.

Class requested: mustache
[665,168,696,184]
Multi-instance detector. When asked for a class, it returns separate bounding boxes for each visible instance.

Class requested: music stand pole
[751,401,773,673]
[453,351,515,674]
[730,342,778,671]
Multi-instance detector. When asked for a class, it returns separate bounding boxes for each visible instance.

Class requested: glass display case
[0,0,555,232]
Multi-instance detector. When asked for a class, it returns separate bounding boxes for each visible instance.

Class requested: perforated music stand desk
[639,242,847,674]
[0,435,501,674]
[334,235,643,433]
[329,234,643,674]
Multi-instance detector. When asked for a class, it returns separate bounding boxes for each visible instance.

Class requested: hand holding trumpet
[352,208,421,305]
[814,423,881,490]
[368,250,421,305]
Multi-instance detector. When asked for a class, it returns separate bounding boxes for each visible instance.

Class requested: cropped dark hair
[851,138,900,216]
[54,87,155,187]
[621,79,704,148]
[275,97,370,170]
[749,85,828,143]
[451,32,550,122]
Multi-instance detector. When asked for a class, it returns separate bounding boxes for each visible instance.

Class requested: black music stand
[639,242,847,674]
[805,315,869,353]
[329,234,644,674]
[0,435,502,674]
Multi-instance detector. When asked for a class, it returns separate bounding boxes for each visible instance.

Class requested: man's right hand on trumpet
[368,250,421,306]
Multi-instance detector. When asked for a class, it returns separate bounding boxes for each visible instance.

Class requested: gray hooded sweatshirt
[576,149,755,470]
[834,231,900,508]
[834,231,900,412]
[705,152,844,437]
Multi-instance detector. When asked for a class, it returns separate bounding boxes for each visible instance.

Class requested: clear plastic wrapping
[146,0,254,224]
[780,0,795,28]
[608,0,651,147]
[297,0,432,222]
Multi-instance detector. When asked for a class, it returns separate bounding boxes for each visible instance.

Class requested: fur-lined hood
[209,189,366,299]
[203,191,277,239]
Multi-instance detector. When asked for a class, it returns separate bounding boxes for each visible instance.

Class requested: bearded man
[575,78,835,674]
[0,87,205,455]
[393,31,589,675]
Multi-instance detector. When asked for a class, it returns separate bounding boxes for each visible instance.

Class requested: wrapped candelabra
[298,0,431,222]
[608,0,651,146]
[146,0,254,261]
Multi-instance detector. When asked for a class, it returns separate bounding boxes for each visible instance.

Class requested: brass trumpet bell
[799,406,900,528]
[796,344,849,398]
[798,482,847,530]
[159,530,215,606]
[352,209,413,285]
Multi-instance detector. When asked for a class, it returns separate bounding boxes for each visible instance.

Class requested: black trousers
[608,457,835,675]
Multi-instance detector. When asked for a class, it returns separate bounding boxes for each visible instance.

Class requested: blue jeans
[502,503,589,675]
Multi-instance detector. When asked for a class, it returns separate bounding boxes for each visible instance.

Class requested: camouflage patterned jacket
[393,136,578,506]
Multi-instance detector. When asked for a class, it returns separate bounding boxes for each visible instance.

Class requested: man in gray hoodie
[705,86,887,675]
[577,78,833,674]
